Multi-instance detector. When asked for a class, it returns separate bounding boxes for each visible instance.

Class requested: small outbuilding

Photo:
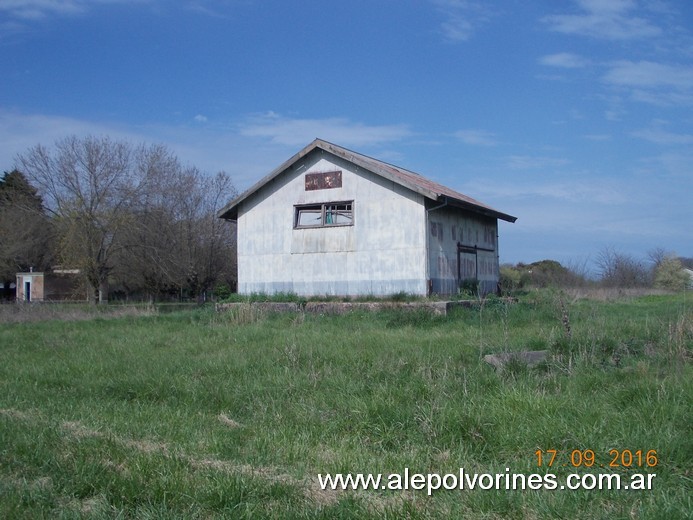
[16,269,87,302]
[218,139,516,296]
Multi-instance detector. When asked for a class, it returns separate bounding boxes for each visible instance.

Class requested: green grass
[219,290,431,304]
[0,291,690,518]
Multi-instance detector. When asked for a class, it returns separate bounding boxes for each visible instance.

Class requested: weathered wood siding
[427,206,499,295]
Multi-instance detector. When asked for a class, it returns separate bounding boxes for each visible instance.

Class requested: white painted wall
[237,151,428,296]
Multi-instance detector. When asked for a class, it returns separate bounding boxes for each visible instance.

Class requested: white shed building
[218,139,516,296]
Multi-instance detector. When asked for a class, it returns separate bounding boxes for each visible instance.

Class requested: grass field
[0,291,691,519]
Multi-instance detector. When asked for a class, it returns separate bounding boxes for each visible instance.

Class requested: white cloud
[603,61,693,106]
[0,110,257,188]
[505,155,570,170]
[431,0,493,42]
[638,150,693,181]
[0,0,151,33]
[583,134,612,141]
[0,110,129,167]
[0,0,84,20]
[193,114,208,123]
[239,113,411,148]
[543,0,661,40]
[604,108,624,121]
[604,61,693,90]
[473,177,627,206]
[0,110,415,191]
[440,14,473,42]
[539,52,590,68]
[632,127,693,146]
[453,129,497,146]
[184,1,237,19]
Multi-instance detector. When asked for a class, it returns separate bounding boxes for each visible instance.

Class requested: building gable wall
[236,150,428,296]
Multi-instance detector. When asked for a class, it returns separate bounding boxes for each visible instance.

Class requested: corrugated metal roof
[218,138,517,222]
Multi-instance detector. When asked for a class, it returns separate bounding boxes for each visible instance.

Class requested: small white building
[218,139,516,296]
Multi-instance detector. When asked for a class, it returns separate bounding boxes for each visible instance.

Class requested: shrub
[654,256,689,291]
[459,278,480,297]
[214,284,232,300]
[499,265,522,294]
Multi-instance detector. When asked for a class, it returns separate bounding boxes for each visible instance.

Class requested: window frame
[294,201,354,229]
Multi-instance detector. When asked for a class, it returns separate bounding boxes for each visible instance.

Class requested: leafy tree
[653,256,688,291]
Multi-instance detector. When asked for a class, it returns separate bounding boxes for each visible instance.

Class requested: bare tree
[189,170,238,299]
[109,144,186,300]
[647,247,667,269]
[128,168,237,300]
[596,246,649,288]
[17,136,238,303]
[17,137,166,302]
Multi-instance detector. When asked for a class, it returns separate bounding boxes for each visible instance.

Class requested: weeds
[0,291,690,518]
[212,302,266,325]
[221,291,429,304]
[0,301,156,323]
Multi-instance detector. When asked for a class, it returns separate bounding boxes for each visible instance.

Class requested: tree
[17,135,238,303]
[114,165,237,301]
[500,259,587,291]
[596,247,649,288]
[680,257,693,270]
[653,255,688,291]
[0,169,53,284]
[17,136,139,302]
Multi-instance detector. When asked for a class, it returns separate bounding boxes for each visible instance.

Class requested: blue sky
[1,0,691,270]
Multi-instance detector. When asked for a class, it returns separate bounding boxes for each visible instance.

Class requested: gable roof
[218,138,517,223]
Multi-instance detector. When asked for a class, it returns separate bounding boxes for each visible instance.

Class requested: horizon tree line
[499,251,691,294]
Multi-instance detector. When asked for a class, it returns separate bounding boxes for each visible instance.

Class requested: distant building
[16,269,87,302]
[218,139,516,297]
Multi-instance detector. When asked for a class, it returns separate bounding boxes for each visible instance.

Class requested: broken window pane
[295,202,353,228]
[327,203,352,225]
[297,206,323,227]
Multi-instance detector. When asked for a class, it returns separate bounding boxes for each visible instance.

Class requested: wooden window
[294,201,354,228]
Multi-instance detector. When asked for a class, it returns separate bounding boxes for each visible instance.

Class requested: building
[218,139,516,296]
[15,269,87,302]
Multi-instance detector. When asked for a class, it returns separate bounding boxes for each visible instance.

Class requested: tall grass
[0,292,690,518]
[0,301,156,323]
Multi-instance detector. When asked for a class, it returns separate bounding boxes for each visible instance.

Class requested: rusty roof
[218,138,517,223]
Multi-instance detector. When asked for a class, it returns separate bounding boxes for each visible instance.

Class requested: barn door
[457,244,478,287]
